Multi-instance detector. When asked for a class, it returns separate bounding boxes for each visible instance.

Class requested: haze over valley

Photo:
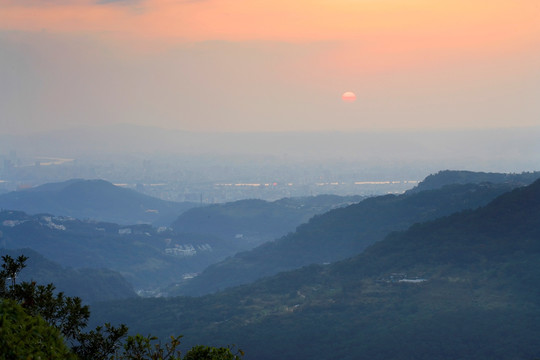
[1,0,540,358]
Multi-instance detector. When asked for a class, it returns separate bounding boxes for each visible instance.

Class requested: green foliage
[183,345,244,360]
[0,248,136,303]
[1,254,244,360]
[0,254,28,292]
[2,276,91,346]
[74,323,129,360]
[0,298,76,360]
[119,334,182,360]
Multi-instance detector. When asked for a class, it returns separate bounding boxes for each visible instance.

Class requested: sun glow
[342,92,356,103]
[1,0,539,133]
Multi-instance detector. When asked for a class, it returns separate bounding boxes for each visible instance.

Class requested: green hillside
[0,211,243,291]
[173,181,519,296]
[90,179,540,360]
[171,195,364,248]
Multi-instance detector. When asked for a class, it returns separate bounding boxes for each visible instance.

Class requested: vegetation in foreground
[0,254,243,360]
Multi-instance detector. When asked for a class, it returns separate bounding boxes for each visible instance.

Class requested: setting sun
[342,92,357,103]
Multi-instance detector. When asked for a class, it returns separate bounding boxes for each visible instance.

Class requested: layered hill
[171,195,364,249]
[409,169,540,193]
[172,181,520,296]
[90,179,540,360]
[0,192,363,293]
[0,248,136,303]
[0,179,197,225]
[0,211,242,291]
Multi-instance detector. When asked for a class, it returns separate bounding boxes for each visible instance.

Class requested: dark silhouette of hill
[0,248,136,303]
[172,181,520,296]
[171,195,364,249]
[408,169,540,193]
[0,179,197,225]
[90,179,540,360]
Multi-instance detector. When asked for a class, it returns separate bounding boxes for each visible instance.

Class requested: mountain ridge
[90,178,540,360]
[0,179,197,226]
[171,194,364,249]
[173,180,525,296]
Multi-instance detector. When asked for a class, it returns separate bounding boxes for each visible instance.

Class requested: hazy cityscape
[0,149,421,203]
[2,0,540,358]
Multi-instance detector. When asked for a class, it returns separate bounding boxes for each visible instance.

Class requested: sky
[1,0,540,135]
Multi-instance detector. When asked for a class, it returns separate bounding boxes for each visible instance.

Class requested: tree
[183,346,244,360]
[1,254,125,358]
[0,298,77,359]
[118,334,183,360]
[0,254,28,295]
[0,254,244,360]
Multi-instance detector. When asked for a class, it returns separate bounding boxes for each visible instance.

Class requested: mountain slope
[0,248,136,303]
[408,169,540,193]
[0,179,197,225]
[171,195,364,248]
[90,179,540,360]
[173,181,520,296]
[0,211,243,291]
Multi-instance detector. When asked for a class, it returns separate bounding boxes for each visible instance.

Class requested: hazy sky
[1,0,540,134]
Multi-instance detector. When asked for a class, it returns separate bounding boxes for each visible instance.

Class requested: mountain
[0,211,244,291]
[171,195,364,249]
[0,179,197,226]
[0,248,136,303]
[90,178,540,360]
[408,169,540,193]
[171,181,521,296]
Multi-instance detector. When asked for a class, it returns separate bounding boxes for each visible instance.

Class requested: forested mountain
[0,193,363,294]
[90,179,540,360]
[172,181,520,296]
[0,211,243,291]
[0,179,197,226]
[408,169,540,193]
[171,195,364,249]
[0,248,136,303]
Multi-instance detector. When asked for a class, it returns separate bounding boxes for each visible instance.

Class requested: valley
[1,169,540,359]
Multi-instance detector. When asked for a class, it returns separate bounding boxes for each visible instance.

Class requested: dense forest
[174,181,520,296]
[1,170,540,359]
[89,178,540,359]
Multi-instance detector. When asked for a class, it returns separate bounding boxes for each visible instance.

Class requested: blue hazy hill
[0,179,197,225]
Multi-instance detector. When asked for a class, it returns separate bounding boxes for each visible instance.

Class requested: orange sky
[3,1,539,53]
[1,0,539,133]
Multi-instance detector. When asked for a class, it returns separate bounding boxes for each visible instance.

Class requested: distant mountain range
[0,182,366,292]
[171,195,364,249]
[172,170,540,296]
[0,179,197,225]
[90,178,540,360]
[409,169,540,193]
